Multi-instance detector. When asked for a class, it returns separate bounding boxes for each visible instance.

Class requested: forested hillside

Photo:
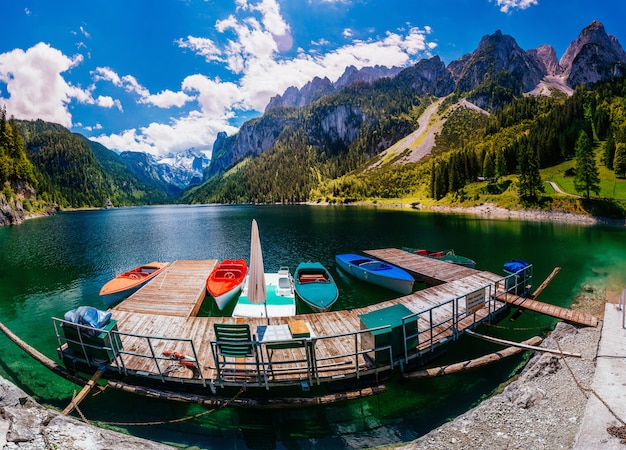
[16,120,167,208]
[182,76,626,217]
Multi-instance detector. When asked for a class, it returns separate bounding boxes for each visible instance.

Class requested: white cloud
[140,90,193,108]
[95,95,123,110]
[312,38,331,46]
[93,67,193,108]
[494,0,539,13]
[0,42,89,127]
[182,74,242,116]
[92,112,238,156]
[176,36,223,63]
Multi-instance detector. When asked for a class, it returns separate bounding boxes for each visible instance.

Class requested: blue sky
[0,0,624,159]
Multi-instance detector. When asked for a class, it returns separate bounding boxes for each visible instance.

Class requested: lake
[0,204,624,449]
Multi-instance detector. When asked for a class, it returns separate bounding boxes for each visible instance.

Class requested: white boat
[232,267,296,318]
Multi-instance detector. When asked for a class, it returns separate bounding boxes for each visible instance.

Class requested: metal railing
[619,288,626,328]
[53,317,208,387]
[52,268,531,390]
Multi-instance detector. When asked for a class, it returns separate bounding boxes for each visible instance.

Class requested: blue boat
[294,262,339,312]
[335,254,414,295]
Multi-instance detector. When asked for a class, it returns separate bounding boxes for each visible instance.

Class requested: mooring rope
[555,340,625,430]
[67,386,246,427]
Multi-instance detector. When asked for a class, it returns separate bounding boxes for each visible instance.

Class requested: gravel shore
[397,287,620,450]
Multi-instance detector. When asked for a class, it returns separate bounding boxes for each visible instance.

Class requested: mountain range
[204,21,626,182]
[2,20,626,225]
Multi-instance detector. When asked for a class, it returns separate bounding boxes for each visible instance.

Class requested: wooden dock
[364,248,479,284]
[55,250,598,402]
[113,260,217,318]
[499,292,599,327]
[366,248,599,328]
[102,256,509,387]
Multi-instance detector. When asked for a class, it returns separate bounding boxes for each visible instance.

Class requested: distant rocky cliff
[0,181,54,226]
[207,21,626,179]
[560,20,626,86]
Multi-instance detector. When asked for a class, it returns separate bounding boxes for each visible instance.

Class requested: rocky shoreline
[0,375,173,449]
[398,284,617,450]
[415,202,626,226]
[400,321,601,450]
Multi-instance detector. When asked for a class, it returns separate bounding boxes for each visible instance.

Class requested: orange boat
[100,261,170,307]
[206,259,248,310]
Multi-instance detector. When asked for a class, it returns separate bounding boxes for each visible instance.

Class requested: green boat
[402,247,477,268]
[294,262,339,312]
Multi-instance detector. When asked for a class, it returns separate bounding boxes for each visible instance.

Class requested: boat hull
[335,254,414,295]
[403,247,476,269]
[232,268,296,318]
[100,262,170,307]
[294,262,339,312]
[206,260,247,310]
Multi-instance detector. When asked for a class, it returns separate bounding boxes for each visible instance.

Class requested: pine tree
[603,133,615,169]
[573,130,600,198]
[517,138,541,201]
[614,142,626,178]
[495,149,506,181]
[483,150,495,179]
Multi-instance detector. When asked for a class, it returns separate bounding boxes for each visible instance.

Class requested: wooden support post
[62,369,104,416]
[404,336,543,379]
[532,267,561,298]
[465,329,581,358]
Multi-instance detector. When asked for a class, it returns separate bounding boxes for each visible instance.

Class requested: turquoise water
[0,205,625,449]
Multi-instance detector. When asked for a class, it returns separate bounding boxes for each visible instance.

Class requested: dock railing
[53,317,208,387]
[399,284,498,362]
[52,270,529,391]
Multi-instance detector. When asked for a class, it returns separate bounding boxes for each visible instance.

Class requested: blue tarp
[503,259,530,273]
[64,306,111,330]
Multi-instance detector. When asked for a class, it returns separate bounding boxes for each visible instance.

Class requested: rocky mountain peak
[527,44,562,76]
[447,29,545,103]
[265,65,402,111]
[560,20,626,86]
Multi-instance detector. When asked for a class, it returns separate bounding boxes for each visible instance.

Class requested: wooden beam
[404,336,543,379]
[63,369,104,415]
[465,329,581,357]
[532,267,561,298]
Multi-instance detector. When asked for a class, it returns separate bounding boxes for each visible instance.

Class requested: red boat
[206,259,248,310]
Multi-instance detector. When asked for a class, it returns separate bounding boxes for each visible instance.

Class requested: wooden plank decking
[364,248,479,284]
[113,260,217,318]
[367,248,599,328]
[99,250,597,390]
[107,256,508,384]
[500,292,599,327]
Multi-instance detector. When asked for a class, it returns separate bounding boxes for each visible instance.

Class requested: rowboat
[99,261,170,307]
[403,247,476,268]
[335,254,414,295]
[294,262,339,312]
[231,267,296,318]
[205,259,248,310]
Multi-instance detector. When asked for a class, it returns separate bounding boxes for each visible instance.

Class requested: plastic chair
[212,323,263,386]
